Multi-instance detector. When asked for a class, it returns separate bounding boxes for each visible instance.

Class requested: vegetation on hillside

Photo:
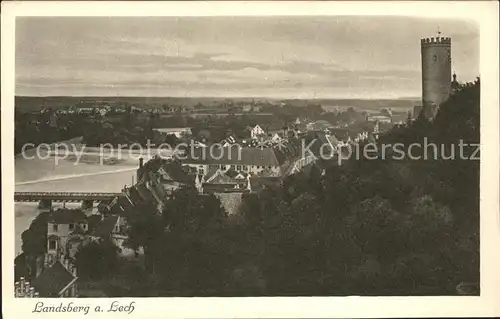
[118,80,480,296]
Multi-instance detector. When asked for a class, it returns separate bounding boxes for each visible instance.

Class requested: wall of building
[47,222,88,256]
[183,162,279,176]
[421,37,452,118]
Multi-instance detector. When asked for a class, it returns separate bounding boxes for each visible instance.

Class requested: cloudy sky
[16,16,479,99]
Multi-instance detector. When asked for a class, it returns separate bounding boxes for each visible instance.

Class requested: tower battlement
[421,37,451,45]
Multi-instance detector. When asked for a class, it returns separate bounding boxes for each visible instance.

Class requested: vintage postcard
[2,1,499,318]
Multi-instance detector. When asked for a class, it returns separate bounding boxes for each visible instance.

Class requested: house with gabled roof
[32,257,78,297]
[109,193,137,214]
[130,157,198,213]
[200,169,248,194]
[299,131,342,163]
[271,132,284,144]
[250,124,266,139]
[157,161,195,192]
[183,146,287,177]
[225,169,249,180]
[137,157,195,191]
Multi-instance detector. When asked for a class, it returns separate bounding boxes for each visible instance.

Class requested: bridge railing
[14,192,122,201]
[14,192,122,196]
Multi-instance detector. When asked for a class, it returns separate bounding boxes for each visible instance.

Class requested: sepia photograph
[2,1,499,318]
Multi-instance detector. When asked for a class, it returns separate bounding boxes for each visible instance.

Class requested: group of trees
[121,80,479,296]
[14,110,82,154]
[75,239,120,281]
[119,187,237,296]
[16,211,52,280]
[15,105,166,151]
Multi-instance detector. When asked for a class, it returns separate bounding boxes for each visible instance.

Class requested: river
[14,147,170,256]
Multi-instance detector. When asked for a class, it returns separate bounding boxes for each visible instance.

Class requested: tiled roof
[224,169,240,179]
[274,138,307,164]
[184,146,283,166]
[119,195,135,211]
[126,186,144,205]
[235,172,249,180]
[109,195,135,214]
[48,209,87,224]
[70,224,86,235]
[224,169,248,181]
[137,157,163,181]
[326,134,339,145]
[159,162,195,184]
[135,182,156,203]
[32,261,76,297]
[302,131,338,159]
[203,167,219,182]
[328,128,359,140]
[91,215,119,238]
[207,171,238,184]
[148,171,166,197]
[249,177,281,192]
[97,201,111,213]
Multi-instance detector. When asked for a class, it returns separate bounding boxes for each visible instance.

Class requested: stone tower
[420,35,452,119]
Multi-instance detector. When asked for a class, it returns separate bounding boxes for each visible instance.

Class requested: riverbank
[15,136,84,157]
[14,146,147,257]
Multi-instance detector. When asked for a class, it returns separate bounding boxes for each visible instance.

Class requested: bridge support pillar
[81,199,94,210]
[37,199,52,212]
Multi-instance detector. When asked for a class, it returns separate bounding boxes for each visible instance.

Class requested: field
[15,96,419,113]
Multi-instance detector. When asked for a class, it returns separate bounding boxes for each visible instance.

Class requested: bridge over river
[14,192,121,202]
[14,192,121,210]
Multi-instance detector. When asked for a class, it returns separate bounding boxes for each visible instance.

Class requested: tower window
[433,55,437,62]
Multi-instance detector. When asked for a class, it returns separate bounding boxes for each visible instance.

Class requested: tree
[239,193,261,227]
[164,134,180,147]
[21,211,51,257]
[162,186,226,234]
[75,239,120,280]
[123,202,164,273]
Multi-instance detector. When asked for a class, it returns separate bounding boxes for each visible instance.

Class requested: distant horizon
[15,94,422,101]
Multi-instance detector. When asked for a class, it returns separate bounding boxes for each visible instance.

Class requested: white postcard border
[2,1,499,318]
